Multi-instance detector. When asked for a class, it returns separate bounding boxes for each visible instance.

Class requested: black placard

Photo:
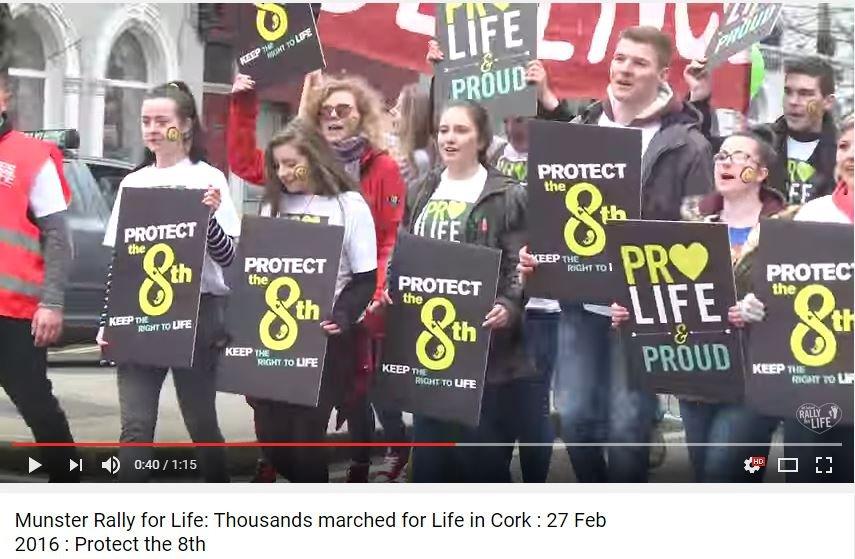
[435,3,537,127]
[527,120,642,303]
[236,3,325,87]
[218,216,343,407]
[104,188,209,368]
[705,3,782,70]
[374,233,500,427]
[610,220,744,402]
[747,219,854,427]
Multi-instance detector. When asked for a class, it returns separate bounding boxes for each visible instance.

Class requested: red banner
[318,3,750,110]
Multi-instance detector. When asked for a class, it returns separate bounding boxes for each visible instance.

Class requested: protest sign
[219,216,343,407]
[374,233,500,427]
[104,188,209,368]
[705,3,782,70]
[435,3,537,126]
[237,3,325,87]
[611,220,743,401]
[527,120,641,303]
[747,219,853,427]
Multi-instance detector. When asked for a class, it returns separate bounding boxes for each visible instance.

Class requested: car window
[62,161,112,221]
[87,162,131,209]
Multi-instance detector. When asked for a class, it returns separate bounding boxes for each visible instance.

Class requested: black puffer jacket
[396,167,534,385]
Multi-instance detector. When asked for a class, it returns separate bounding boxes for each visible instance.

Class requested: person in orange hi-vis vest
[0,53,80,482]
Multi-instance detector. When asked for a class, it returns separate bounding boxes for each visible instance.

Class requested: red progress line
[11,442,455,448]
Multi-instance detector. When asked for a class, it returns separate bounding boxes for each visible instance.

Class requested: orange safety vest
[0,130,58,319]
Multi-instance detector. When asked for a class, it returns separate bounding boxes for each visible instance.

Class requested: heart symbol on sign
[446,201,468,220]
[668,243,708,281]
[796,403,843,434]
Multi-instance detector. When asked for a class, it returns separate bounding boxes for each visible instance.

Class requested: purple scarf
[330,135,368,181]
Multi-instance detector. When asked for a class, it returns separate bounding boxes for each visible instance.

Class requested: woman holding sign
[392,100,532,483]
[736,115,854,482]
[248,117,377,483]
[611,130,787,482]
[230,72,405,481]
[99,81,241,482]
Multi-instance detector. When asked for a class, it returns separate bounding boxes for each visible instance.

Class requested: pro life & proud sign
[704,3,782,70]
[104,188,209,368]
[527,121,641,302]
[610,220,743,402]
[435,2,537,126]
[237,3,325,87]
[219,217,343,407]
[747,220,853,428]
[374,233,500,427]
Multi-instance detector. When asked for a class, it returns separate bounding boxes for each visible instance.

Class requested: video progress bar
[9,442,846,448]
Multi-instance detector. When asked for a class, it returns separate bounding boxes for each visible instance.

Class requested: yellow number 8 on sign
[255,3,288,42]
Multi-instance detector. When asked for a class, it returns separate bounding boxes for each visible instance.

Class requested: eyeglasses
[318,104,354,119]
[714,150,757,165]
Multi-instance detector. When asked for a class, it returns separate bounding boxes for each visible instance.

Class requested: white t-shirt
[103,158,241,295]
[413,165,487,243]
[786,136,822,204]
[795,194,852,225]
[598,112,661,157]
[28,160,68,218]
[267,191,377,300]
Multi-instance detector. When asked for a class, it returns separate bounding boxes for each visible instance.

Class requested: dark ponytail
[440,99,493,168]
[137,80,207,169]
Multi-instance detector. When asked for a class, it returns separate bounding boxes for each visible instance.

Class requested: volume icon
[101,456,121,474]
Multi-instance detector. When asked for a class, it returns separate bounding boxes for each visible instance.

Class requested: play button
[28,457,42,474]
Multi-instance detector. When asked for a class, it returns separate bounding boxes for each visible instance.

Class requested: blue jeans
[516,310,558,482]
[412,384,517,483]
[679,400,778,482]
[554,304,658,482]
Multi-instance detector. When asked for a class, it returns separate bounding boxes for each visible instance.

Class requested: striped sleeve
[99,251,114,327]
[206,217,236,267]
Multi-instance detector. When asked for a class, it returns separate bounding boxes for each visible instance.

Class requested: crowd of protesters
[1,5,851,484]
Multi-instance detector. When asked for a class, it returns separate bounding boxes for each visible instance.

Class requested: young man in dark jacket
[522,26,715,483]
[686,56,838,205]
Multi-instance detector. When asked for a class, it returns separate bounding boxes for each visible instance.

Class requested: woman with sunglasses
[230,73,405,481]
[611,130,787,482]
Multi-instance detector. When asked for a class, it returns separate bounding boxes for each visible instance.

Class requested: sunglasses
[318,104,354,119]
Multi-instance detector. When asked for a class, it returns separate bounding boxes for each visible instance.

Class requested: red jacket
[228,92,406,335]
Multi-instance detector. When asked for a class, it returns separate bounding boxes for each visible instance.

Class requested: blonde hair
[305,75,387,151]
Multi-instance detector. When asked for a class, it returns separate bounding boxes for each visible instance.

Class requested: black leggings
[251,331,354,482]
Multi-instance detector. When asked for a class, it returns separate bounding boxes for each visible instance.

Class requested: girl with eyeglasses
[611,130,787,482]
[734,115,854,483]
[229,72,406,482]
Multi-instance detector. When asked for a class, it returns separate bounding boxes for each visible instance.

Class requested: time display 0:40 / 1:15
[134,459,198,471]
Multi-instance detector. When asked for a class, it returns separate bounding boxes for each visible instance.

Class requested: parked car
[25,129,134,345]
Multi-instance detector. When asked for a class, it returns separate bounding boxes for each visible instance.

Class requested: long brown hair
[263,117,359,215]
[304,75,387,150]
[395,83,435,168]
